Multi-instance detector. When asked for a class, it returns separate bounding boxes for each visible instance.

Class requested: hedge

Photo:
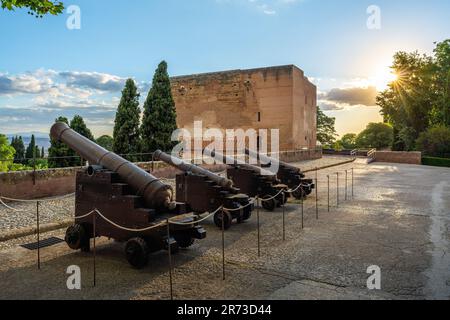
[422,156,450,168]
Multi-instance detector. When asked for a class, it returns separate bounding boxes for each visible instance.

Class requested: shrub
[422,156,450,168]
[416,126,450,158]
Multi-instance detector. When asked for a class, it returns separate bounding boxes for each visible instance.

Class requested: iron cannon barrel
[204,148,278,180]
[50,122,174,210]
[153,150,233,189]
[244,148,300,173]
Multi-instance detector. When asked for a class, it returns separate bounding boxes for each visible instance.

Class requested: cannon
[204,149,288,211]
[50,122,206,269]
[245,148,315,199]
[153,150,253,230]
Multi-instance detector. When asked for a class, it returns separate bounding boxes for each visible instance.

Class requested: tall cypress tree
[10,136,25,163]
[141,61,178,153]
[25,134,36,160]
[48,117,72,168]
[113,78,141,159]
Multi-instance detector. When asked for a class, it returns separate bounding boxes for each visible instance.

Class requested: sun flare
[371,67,398,91]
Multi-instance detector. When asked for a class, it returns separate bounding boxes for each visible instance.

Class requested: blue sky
[1,0,449,137]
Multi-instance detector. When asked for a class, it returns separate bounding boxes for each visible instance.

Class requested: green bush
[422,156,450,168]
[416,126,450,158]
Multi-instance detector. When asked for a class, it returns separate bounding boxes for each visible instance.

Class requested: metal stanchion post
[166,219,173,300]
[327,175,330,212]
[352,168,354,199]
[336,172,339,207]
[93,210,96,287]
[257,198,261,257]
[221,209,225,281]
[36,201,40,270]
[315,168,319,220]
[282,193,286,241]
[301,188,304,229]
[345,170,348,201]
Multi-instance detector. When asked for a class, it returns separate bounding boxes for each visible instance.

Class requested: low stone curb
[0,219,72,242]
[303,158,356,173]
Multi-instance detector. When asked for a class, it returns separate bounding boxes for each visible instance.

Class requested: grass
[422,156,450,168]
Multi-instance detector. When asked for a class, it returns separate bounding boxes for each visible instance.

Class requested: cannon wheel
[65,224,89,251]
[261,195,276,211]
[292,189,306,200]
[125,237,149,269]
[214,210,232,230]
[174,233,195,248]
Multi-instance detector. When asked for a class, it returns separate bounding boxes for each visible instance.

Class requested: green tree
[316,106,337,146]
[356,123,394,149]
[416,126,450,158]
[0,134,15,172]
[41,146,45,158]
[69,115,94,166]
[1,0,64,17]
[141,61,178,153]
[70,115,94,141]
[48,117,72,168]
[25,134,36,159]
[113,79,141,159]
[377,40,450,150]
[10,136,25,163]
[96,135,114,151]
[339,133,358,150]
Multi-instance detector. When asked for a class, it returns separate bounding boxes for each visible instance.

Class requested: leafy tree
[48,116,72,168]
[356,123,393,149]
[96,135,114,151]
[377,40,450,150]
[416,126,450,158]
[1,0,64,17]
[69,115,94,166]
[141,61,178,153]
[0,134,15,172]
[113,79,141,159]
[70,115,94,141]
[339,133,358,150]
[25,134,36,159]
[10,136,25,163]
[316,106,337,146]
[41,146,45,158]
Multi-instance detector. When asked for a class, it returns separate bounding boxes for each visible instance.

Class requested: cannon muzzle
[245,148,300,173]
[50,122,175,210]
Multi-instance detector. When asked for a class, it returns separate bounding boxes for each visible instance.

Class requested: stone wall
[170,65,317,151]
[373,151,422,165]
[0,149,321,200]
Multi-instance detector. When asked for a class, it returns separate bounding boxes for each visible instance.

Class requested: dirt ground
[0,160,449,300]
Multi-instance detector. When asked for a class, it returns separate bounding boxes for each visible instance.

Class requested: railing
[367,149,377,159]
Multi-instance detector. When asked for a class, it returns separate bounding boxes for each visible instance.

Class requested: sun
[371,67,398,91]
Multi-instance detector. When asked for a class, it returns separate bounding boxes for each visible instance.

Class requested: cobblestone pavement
[3,160,448,300]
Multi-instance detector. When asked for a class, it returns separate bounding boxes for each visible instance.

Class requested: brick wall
[373,151,422,165]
